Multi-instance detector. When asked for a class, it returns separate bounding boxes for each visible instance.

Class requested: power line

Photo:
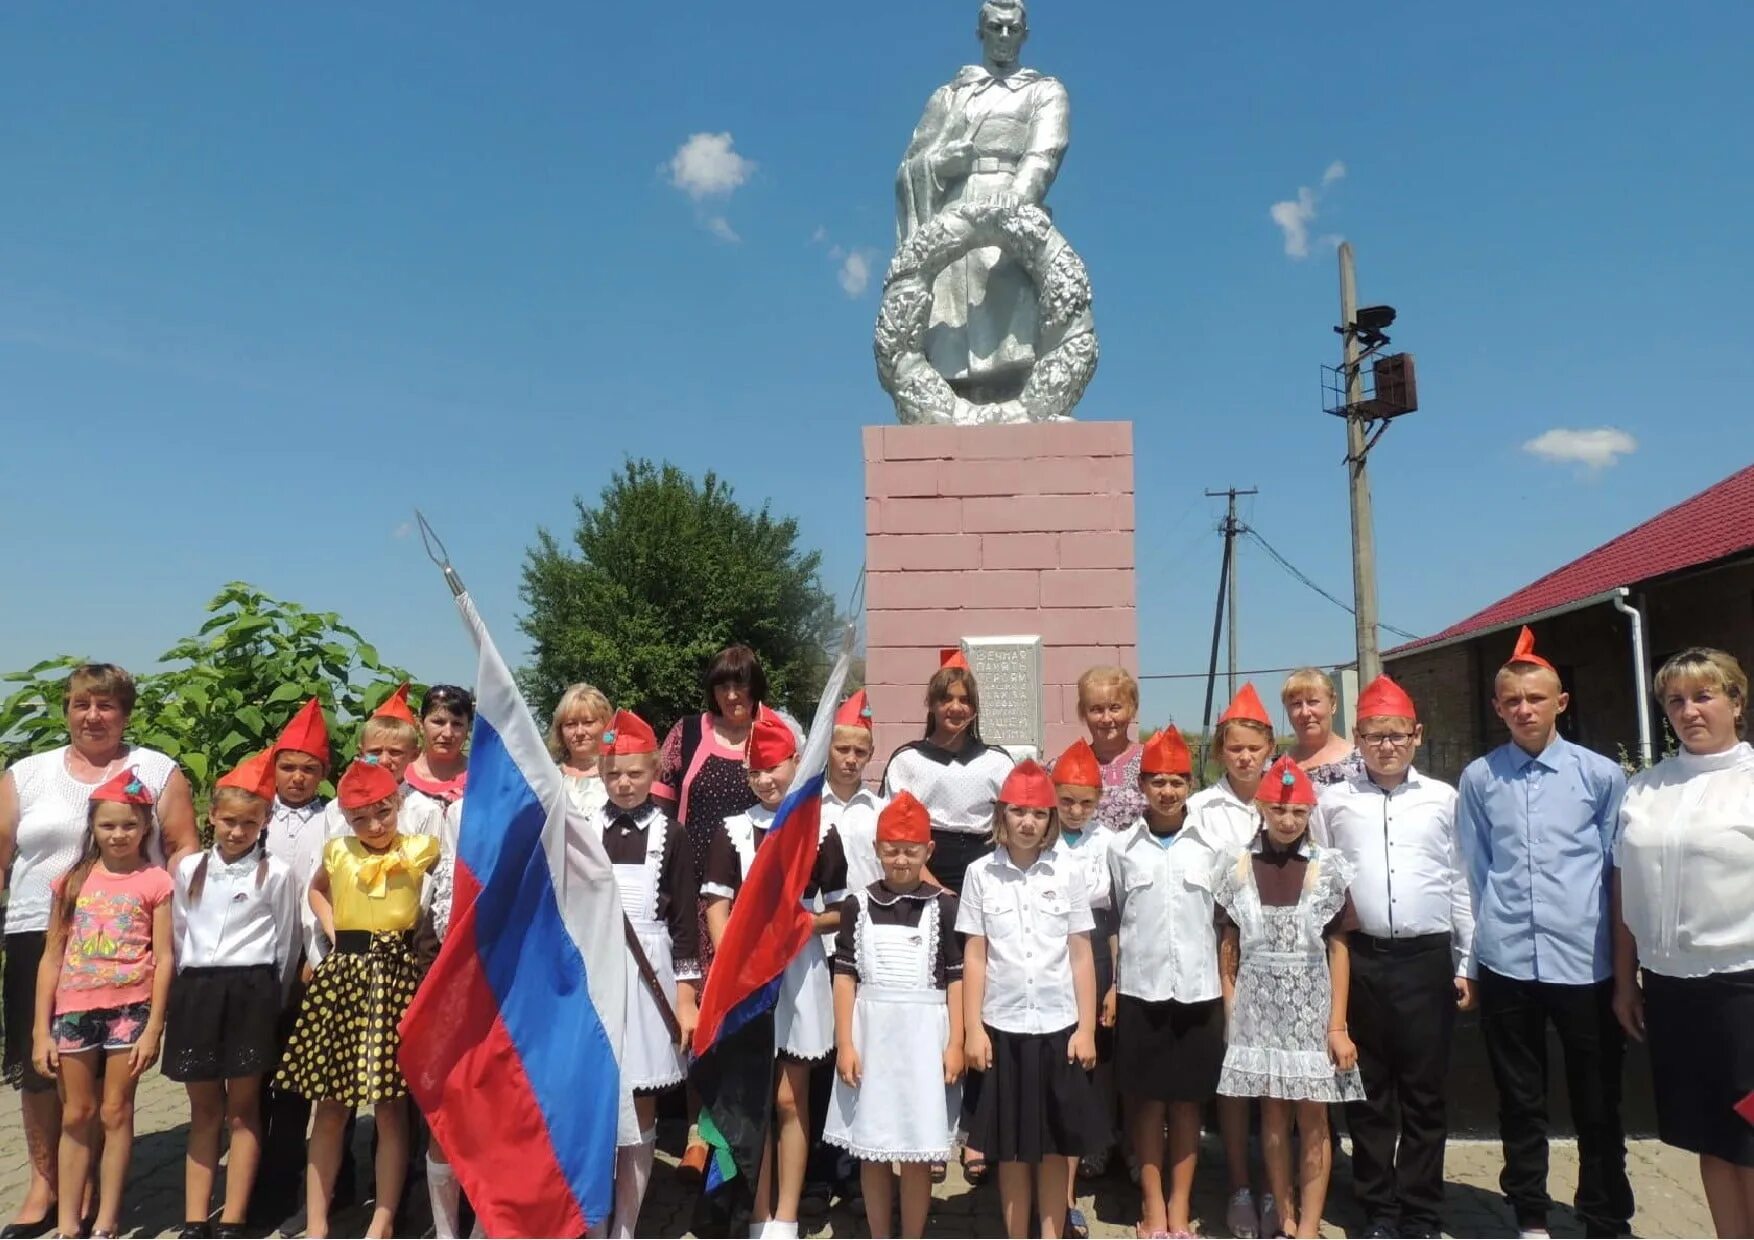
[1242,527,1421,642]
[1140,663,1348,682]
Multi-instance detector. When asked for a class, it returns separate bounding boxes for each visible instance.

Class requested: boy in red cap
[1185,683,1278,1233]
[1108,726,1225,1238]
[273,758,439,1240]
[1457,627,1632,1239]
[825,689,886,906]
[1213,756,1362,1240]
[958,760,1099,1240]
[589,709,702,1240]
[1046,739,1119,1213]
[698,712,849,1240]
[822,792,965,1239]
[264,698,330,874]
[1310,674,1474,1240]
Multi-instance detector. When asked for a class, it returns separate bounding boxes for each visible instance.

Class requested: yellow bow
[357,850,407,898]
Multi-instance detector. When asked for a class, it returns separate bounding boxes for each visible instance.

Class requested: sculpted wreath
[873,199,1099,426]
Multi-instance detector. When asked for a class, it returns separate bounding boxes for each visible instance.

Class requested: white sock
[427,1153,462,1240]
[609,1129,657,1240]
[748,1220,768,1238]
[765,1220,800,1239]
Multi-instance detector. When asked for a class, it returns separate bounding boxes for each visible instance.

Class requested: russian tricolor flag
[400,590,632,1238]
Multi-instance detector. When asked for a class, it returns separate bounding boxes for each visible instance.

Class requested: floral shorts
[52,1002,152,1054]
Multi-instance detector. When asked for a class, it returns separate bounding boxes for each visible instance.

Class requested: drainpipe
[1612,588,1654,767]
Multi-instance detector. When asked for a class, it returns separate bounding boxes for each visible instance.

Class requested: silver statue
[877,0,1097,424]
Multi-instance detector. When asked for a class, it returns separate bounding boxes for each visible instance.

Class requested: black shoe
[1360,1222,1399,1239]
[0,1212,57,1240]
[178,1225,214,1239]
[271,1207,306,1239]
[212,1226,251,1239]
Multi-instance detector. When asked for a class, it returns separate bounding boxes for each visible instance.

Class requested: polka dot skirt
[274,933,421,1106]
[681,752,758,973]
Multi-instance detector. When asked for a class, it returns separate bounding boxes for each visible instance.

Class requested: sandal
[1065,1206,1091,1239]
[960,1152,991,1187]
[929,1159,948,1184]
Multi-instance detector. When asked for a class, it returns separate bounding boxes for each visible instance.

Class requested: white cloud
[705,215,741,243]
[810,225,828,245]
[1270,161,1346,259]
[1522,427,1638,472]
[667,132,755,201]
[838,250,876,298]
[391,521,413,540]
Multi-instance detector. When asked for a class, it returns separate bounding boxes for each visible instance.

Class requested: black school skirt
[1645,968,1754,1167]
[164,964,284,1082]
[1114,995,1224,1103]
[966,1024,1095,1163]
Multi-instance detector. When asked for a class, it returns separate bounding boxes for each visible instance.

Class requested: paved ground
[0,1070,1715,1237]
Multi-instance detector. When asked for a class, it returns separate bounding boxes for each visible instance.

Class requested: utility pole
[1339,243,1383,684]
[1200,486,1256,771]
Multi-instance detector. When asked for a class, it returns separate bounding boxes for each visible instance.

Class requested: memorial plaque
[962,635,1044,758]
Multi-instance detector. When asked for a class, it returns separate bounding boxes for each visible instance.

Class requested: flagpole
[416,509,468,599]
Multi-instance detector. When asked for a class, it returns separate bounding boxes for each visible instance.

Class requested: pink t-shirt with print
[51,865,174,1013]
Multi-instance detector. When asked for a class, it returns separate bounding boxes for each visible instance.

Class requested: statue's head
[976,0,1027,68]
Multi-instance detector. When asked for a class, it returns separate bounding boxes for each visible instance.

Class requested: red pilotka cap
[273,698,331,766]
[999,759,1057,810]
[90,768,155,806]
[337,757,399,809]
[1218,683,1272,727]
[745,711,797,770]
[939,648,970,671]
[833,690,873,732]
[1504,626,1556,673]
[1257,755,1318,807]
[877,791,931,845]
[1140,726,1193,776]
[372,683,418,725]
[600,710,658,756]
[216,749,278,801]
[1051,740,1102,789]
[1355,674,1418,721]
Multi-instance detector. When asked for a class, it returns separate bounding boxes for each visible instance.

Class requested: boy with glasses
[1311,675,1475,1240]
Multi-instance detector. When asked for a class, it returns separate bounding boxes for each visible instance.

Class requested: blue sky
[5,1,1752,734]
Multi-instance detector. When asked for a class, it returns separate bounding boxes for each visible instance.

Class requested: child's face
[1140,771,1191,820]
[422,707,470,761]
[1001,802,1052,856]
[560,711,610,764]
[1492,668,1568,752]
[92,802,149,865]
[1355,715,1422,780]
[360,733,417,781]
[274,750,325,806]
[1055,784,1100,832]
[877,839,932,890]
[343,795,400,849]
[603,752,658,810]
[210,799,269,860]
[747,756,798,810]
[828,730,873,788]
[932,683,975,740]
[1220,727,1272,786]
[1259,801,1310,846]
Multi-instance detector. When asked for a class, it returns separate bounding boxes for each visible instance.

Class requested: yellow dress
[274,833,440,1105]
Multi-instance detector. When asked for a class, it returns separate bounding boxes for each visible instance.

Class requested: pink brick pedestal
[863,422,1139,764]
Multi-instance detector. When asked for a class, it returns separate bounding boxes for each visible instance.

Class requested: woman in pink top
[31,770,174,1240]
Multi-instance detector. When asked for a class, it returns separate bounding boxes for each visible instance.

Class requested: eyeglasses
[1359,732,1415,748]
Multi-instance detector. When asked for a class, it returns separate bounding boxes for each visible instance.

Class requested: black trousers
[1477,967,1634,1236]
[1344,935,1456,1234]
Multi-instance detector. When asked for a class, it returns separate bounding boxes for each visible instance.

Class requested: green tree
[519,459,839,730]
[0,583,413,788]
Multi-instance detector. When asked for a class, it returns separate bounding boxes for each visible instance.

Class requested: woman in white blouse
[547,682,613,818]
[1612,647,1754,1238]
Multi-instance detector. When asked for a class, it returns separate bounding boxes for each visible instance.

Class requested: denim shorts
[52,1002,152,1054]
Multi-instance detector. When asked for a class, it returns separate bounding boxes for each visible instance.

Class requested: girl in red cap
[273,759,440,1240]
[822,791,965,1238]
[958,760,1099,1240]
[1213,756,1364,1240]
[30,769,175,1240]
[699,712,848,1240]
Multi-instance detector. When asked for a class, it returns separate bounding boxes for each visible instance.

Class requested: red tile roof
[1389,463,1754,655]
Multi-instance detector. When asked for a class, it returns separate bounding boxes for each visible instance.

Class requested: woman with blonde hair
[547,683,614,817]
[1280,667,1362,788]
[1067,666,1148,833]
[1613,647,1754,1237]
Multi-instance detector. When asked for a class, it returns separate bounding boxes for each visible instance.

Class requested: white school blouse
[956,847,1094,1034]
[1183,776,1261,855]
[172,847,300,987]
[1106,819,1222,1004]
[1615,742,1754,979]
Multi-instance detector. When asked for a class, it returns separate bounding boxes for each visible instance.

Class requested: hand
[965,1026,994,1073]
[932,139,976,178]
[1327,1029,1357,1072]
[836,1043,863,1088]
[1612,977,1646,1043]
[31,1030,58,1079]
[1100,987,1118,1030]
[130,1025,163,1077]
[674,994,699,1051]
[943,1041,966,1085]
[1068,1028,1097,1071]
[1453,976,1477,1012]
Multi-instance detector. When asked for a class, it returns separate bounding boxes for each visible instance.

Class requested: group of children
[24,660,1473,1240]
